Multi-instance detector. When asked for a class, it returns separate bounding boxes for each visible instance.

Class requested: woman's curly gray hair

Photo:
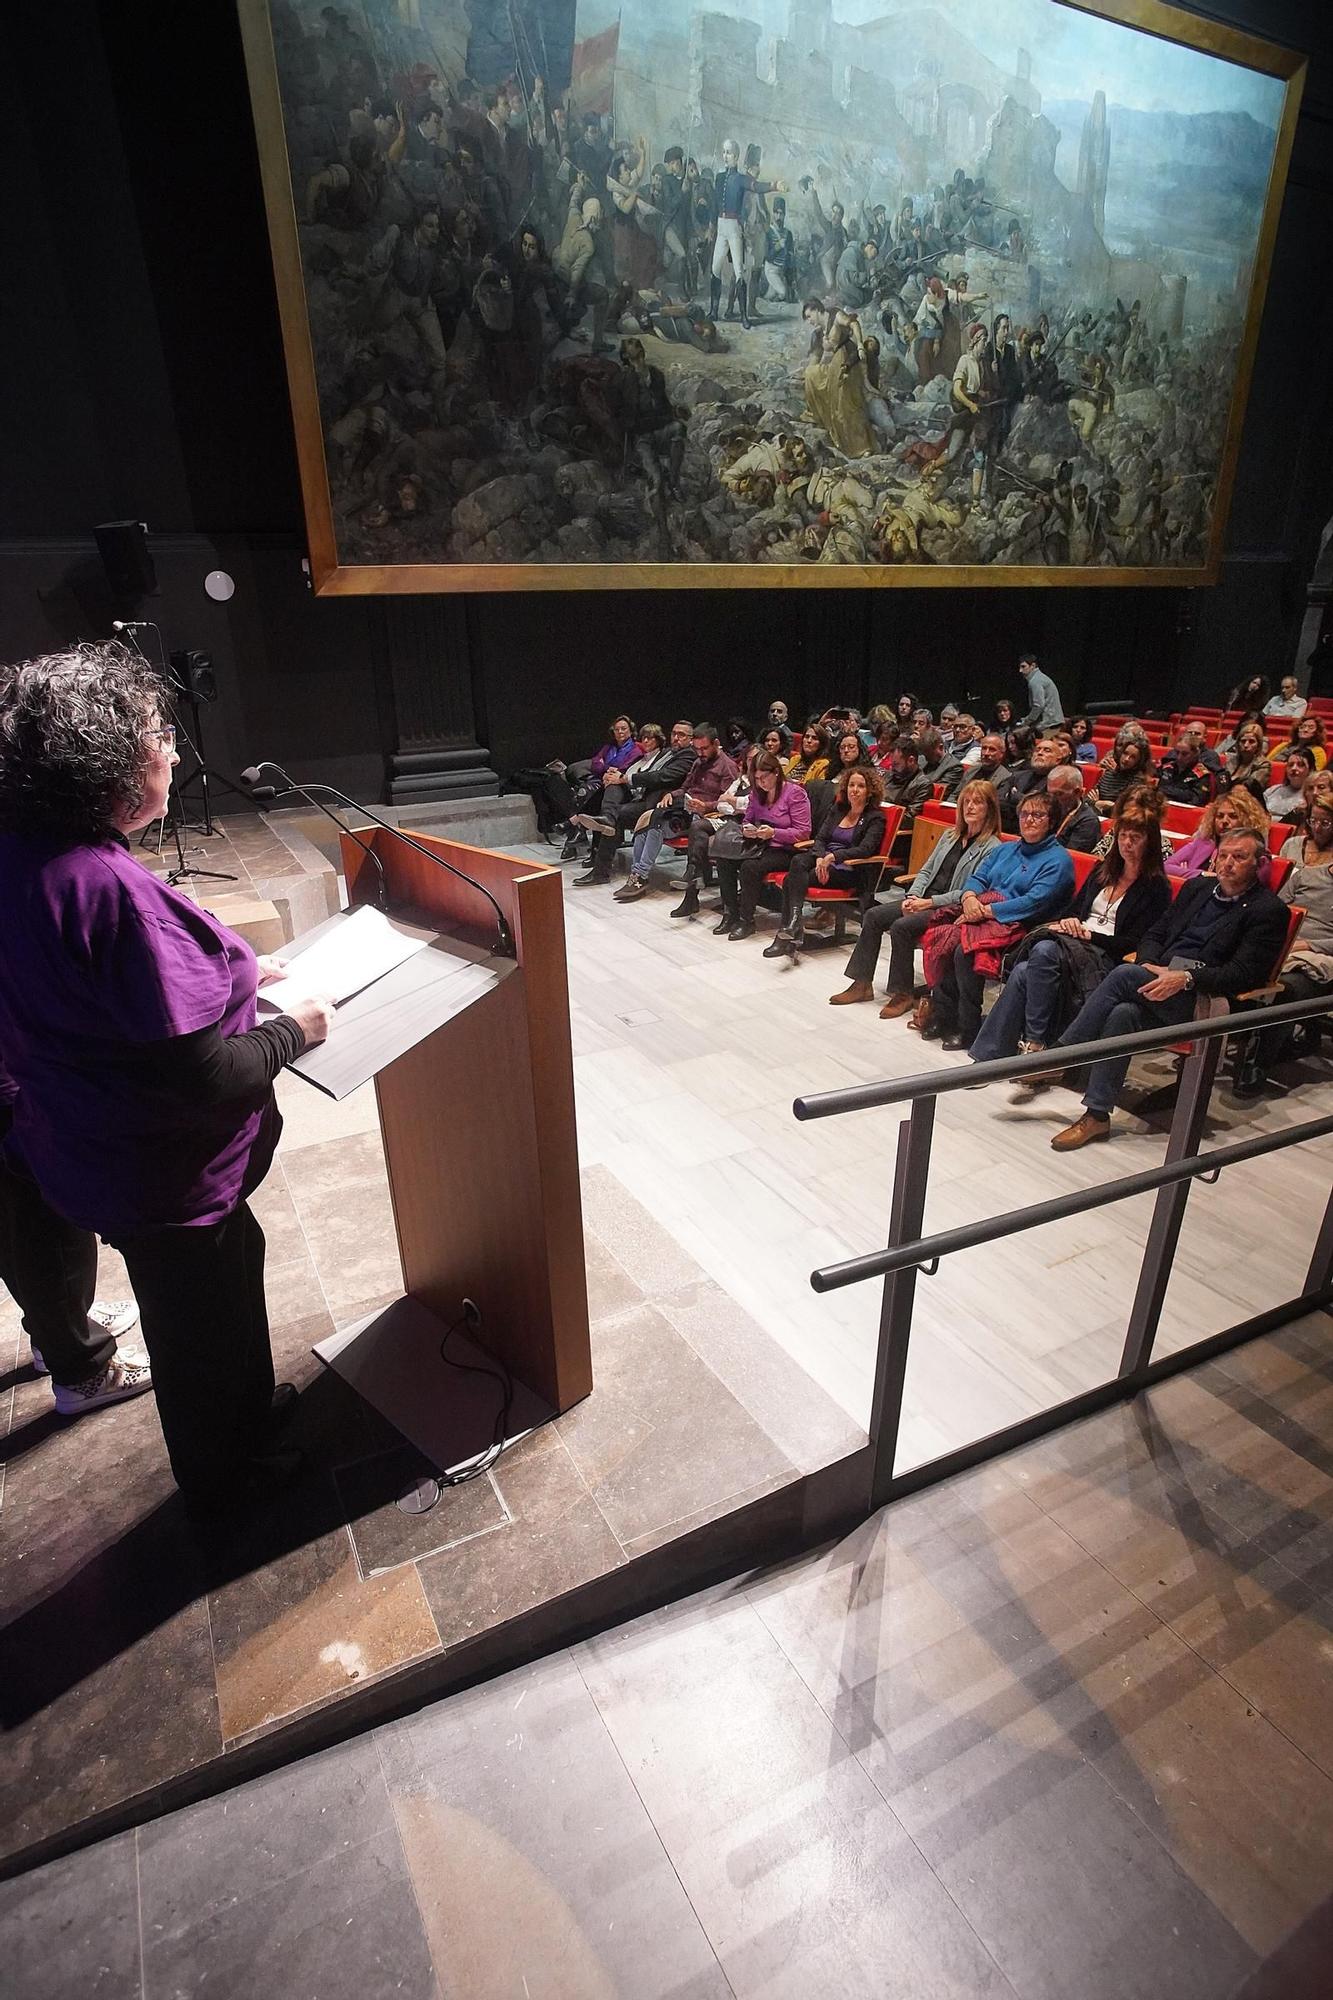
[0,643,167,840]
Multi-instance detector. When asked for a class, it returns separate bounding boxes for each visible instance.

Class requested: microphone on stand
[241,763,515,958]
[240,765,388,913]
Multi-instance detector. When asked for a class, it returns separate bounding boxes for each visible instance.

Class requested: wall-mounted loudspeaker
[93,520,156,602]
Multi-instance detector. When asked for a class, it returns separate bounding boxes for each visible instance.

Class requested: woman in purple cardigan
[712,751,812,941]
[555,715,639,857]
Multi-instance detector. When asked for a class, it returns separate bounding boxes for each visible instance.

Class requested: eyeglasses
[144,725,177,752]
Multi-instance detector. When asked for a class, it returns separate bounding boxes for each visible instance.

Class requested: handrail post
[867,1096,935,1511]
[1303,1181,1333,1301]
[1119,1024,1222,1379]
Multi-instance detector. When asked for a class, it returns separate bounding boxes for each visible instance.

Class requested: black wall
[3,0,1332,794]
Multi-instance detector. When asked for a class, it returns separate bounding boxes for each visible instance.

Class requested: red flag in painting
[571,19,619,117]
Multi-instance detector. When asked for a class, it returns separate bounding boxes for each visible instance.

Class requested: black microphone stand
[117,624,235,886]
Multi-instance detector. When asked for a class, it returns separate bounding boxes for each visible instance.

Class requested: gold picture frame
[238,0,1305,595]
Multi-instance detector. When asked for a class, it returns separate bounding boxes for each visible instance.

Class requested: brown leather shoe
[1051,1111,1111,1152]
[879,992,915,1020]
[830,981,875,1006]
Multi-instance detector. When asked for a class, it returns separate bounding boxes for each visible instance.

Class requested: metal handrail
[793,990,1332,1120]
[795,983,1333,1514]
[812,1109,1333,1293]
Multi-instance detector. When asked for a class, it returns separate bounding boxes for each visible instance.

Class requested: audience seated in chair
[996,733,1067,830]
[1044,764,1102,851]
[833,779,1003,1018]
[1219,719,1272,804]
[1233,796,1333,1096]
[1090,730,1154,812]
[923,788,1075,1051]
[969,795,1171,1067]
[1265,746,1316,822]
[555,714,641,858]
[1165,788,1270,883]
[880,741,931,824]
[783,723,831,786]
[574,721,695,884]
[613,723,739,902]
[710,751,811,941]
[1021,828,1288,1149]
[766,766,886,957]
[1158,726,1222,808]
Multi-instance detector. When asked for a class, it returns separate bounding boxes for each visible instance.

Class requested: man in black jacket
[1158,726,1222,807]
[1044,765,1102,851]
[1037,829,1288,1149]
[574,721,696,885]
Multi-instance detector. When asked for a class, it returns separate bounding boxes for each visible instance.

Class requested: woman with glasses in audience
[833,726,871,776]
[0,645,334,1514]
[918,788,1074,1050]
[969,793,1170,1067]
[766,764,886,957]
[834,777,1003,1016]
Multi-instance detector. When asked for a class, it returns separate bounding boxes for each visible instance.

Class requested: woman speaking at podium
[0,644,334,1515]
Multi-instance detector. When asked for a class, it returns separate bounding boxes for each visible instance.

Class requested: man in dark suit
[1034,829,1288,1149]
[575,721,696,885]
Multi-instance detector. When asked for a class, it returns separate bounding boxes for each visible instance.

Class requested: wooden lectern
[333,826,592,1420]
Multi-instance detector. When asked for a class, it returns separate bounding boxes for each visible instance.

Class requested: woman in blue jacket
[925,790,1075,1049]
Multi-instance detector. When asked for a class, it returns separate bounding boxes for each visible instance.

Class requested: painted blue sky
[573,0,1285,128]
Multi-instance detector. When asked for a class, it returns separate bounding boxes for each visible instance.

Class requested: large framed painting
[238,0,1304,592]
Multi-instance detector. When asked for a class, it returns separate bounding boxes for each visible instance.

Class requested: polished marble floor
[3,1314,1330,1999]
[2,836,1328,1871]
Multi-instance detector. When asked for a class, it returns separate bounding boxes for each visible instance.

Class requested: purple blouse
[0,833,269,1233]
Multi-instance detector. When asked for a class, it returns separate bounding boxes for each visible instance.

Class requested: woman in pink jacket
[711,751,812,941]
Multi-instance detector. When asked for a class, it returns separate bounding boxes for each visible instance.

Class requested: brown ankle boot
[830,981,874,1006]
[879,992,914,1020]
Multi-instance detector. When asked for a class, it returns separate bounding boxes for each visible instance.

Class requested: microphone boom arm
[245,766,515,957]
[316,782,516,959]
[240,766,388,913]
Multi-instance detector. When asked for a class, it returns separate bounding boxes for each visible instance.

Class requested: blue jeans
[1053,961,1195,1118]
[631,820,668,874]
[970,937,1065,1063]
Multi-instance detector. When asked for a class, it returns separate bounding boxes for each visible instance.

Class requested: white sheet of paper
[257,905,434,1012]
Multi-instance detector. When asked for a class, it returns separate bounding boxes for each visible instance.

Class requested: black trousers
[931,943,988,1042]
[113,1200,276,1500]
[589,798,648,878]
[780,851,858,927]
[715,844,785,921]
[0,1142,112,1386]
[843,893,920,987]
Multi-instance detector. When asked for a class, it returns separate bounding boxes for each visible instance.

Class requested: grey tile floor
[4,1316,1331,2000]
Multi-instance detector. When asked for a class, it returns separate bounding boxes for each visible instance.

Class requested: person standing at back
[1019,653,1063,732]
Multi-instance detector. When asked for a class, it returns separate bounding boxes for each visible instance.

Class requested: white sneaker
[31,1297,140,1375]
[52,1355,154,1418]
[89,1297,140,1336]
